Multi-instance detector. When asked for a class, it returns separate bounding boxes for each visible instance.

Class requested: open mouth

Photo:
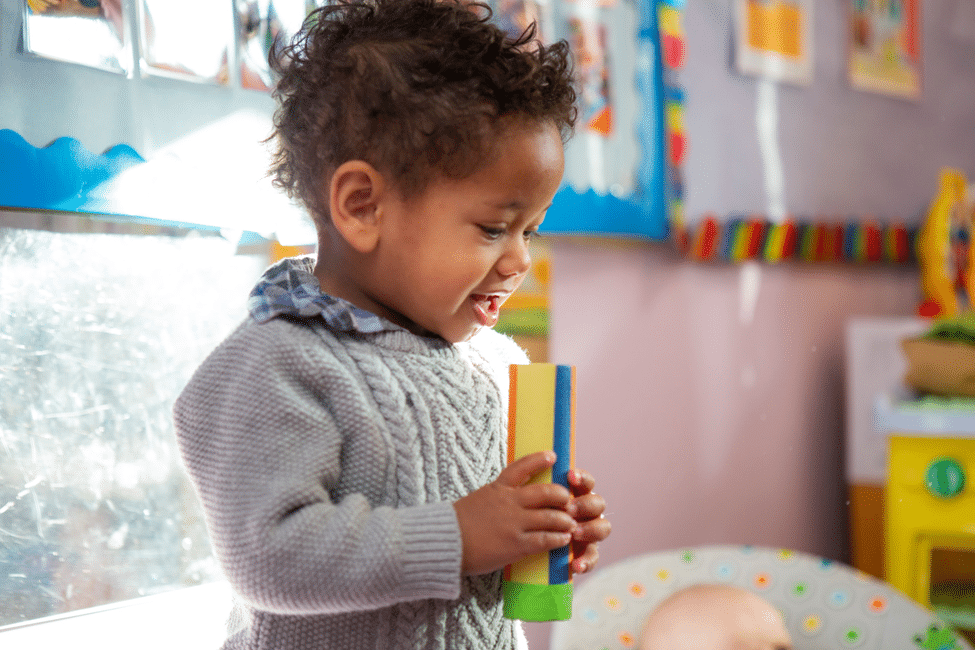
[470,293,505,327]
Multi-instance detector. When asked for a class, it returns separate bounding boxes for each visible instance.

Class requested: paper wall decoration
[734,0,813,86]
[847,0,922,100]
[0,129,144,213]
[676,212,918,265]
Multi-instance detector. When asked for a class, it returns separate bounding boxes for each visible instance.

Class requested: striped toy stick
[503,363,576,622]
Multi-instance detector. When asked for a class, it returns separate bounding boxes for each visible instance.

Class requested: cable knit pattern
[174,302,529,649]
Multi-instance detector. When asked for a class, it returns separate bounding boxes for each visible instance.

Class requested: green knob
[925,458,966,498]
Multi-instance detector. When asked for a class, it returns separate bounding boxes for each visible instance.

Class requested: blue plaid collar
[248,256,399,334]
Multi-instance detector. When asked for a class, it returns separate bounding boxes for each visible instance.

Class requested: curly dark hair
[268,0,577,226]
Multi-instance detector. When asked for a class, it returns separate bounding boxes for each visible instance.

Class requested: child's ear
[328,160,385,254]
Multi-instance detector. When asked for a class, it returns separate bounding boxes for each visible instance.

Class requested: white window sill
[0,581,233,650]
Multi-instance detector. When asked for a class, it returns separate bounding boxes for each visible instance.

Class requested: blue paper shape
[0,129,145,213]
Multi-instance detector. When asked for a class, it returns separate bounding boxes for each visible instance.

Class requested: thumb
[498,450,556,487]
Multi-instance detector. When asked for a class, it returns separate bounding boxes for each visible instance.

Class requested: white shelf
[875,392,975,437]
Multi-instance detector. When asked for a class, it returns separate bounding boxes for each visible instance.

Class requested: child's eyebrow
[488,200,554,212]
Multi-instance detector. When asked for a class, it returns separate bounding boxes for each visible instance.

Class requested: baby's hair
[267,0,577,225]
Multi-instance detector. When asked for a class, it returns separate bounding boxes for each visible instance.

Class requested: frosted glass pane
[0,226,264,627]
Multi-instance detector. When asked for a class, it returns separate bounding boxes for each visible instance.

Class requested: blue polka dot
[828,589,852,609]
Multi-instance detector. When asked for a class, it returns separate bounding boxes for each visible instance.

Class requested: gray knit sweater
[173,258,529,650]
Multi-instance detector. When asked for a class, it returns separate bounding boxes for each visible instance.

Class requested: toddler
[173,1,610,649]
[639,584,793,650]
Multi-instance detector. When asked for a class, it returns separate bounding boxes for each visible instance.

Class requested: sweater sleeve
[173,320,462,616]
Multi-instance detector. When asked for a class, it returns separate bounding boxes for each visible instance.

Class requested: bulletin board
[509,0,684,241]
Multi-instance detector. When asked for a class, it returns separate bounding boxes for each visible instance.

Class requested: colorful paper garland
[676,214,919,264]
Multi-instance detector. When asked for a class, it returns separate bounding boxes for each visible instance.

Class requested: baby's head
[640,584,793,650]
[268,0,577,227]
[266,0,577,343]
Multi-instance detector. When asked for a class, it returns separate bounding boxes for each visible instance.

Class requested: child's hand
[566,468,610,575]
[454,451,577,576]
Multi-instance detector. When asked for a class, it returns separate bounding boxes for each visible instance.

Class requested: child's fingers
[571,542,600,574]
[518,482,572,510]
[567,491,606,521]
[521,530,574,556]
[497,450,556,487]
[520,503,577,534]
[571,513,611,543]
[567,467,596,496]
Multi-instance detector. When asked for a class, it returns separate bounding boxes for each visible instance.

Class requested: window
[0,219,264,628]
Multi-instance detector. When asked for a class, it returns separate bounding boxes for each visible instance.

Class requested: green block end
[503,581,573,622]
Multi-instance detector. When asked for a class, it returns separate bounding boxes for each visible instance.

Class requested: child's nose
[498,237,532,278]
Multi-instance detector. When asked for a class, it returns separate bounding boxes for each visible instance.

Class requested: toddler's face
[365,119,564,342]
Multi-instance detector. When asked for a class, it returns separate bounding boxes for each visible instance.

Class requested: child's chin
[416,315,485,343]
[443,324,483,344]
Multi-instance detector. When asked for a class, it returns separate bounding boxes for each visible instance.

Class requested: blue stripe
[550,364,573,585]
[550,542,570,586]
[552,365,573,490]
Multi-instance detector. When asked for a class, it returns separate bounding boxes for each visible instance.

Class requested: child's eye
[479,225,505,239]
[523,229,540,242]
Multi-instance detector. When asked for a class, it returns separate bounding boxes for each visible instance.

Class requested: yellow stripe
[510,550,551,585]
[511,364,555,486]
[508,364,556,585]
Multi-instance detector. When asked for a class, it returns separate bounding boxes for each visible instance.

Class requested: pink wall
[524,238,919,649]
[519,2,973,647]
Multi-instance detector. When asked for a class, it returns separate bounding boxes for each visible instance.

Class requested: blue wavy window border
[0,129,239,236]
[0,129,144,215]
